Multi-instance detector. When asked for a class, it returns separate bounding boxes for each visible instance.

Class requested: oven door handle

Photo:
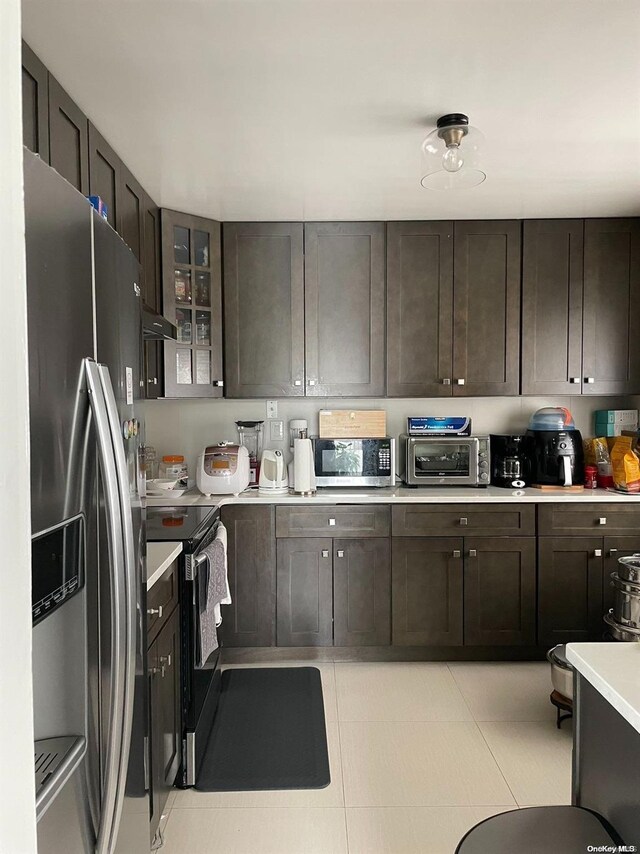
[186,546,213,581]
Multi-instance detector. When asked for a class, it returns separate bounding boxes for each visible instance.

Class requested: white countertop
[567,643,640,735]
[146,485,640,508]
[146,541,183,590]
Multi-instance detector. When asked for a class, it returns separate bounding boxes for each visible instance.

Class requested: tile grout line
[471,719,522,808]
[333,663,351,853]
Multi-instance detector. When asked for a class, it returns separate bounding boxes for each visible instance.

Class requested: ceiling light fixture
[421,113,486,190]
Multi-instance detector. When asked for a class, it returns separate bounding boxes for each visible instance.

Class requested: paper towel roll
[294,437,315,494]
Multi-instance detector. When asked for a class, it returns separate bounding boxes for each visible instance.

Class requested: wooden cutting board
[531,484,585,492]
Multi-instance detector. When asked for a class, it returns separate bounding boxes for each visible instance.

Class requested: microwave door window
[322,444,364,475]
[415,443,470,477]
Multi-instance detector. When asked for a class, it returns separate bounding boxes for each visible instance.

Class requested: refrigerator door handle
[85,359,127,854]
[97,362,138,854]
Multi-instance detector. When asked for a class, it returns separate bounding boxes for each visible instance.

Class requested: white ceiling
[21,0,640,221]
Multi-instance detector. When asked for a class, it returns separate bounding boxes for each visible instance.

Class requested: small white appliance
[197,443,250,496]
[258,449,289,495]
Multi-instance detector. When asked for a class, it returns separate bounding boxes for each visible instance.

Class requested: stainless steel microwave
[400,435,490,487]
[312,437,395,487]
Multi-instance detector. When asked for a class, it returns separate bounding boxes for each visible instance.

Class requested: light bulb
[442,144,464,173]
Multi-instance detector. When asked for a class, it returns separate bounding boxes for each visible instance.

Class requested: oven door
[313,439,391,486]
[179,516,222,787]
[410,438,479,485]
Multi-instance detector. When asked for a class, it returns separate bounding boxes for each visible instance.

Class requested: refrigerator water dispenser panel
[31,515,85,626]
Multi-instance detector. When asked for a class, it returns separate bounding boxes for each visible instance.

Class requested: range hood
[142,306,177,341]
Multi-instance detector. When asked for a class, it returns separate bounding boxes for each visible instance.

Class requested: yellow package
[583,437,611,468]
[611,436,640,493]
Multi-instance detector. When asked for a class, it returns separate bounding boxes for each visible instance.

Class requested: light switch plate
[266,400,278,419]
[270,420,284,441]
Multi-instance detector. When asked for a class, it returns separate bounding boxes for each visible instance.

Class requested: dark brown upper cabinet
[143,194,162,312]
[48,76,89,195]
[521,220,584,395]
[223,222,305,397]
[452,220,521,396]
[87,122,121,232]
[118,166,144,262]
[387,221,454,397]
[22,42,49,162]
[162,209,223,398]
[582,218,640,395]
[304,222,386,397]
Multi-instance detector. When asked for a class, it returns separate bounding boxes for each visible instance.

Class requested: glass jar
[144,445,158,480]
[159,454,188,488]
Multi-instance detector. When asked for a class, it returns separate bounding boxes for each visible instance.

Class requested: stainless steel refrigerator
[26,150,149,854]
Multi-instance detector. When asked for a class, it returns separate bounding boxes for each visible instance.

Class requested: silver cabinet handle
[594,549,602,557]
[322,549,329,558]
[308,379,316,386]
[337,550,344,558]
[570,377,580,384]
[459,517,468,526]
[294,379,302,386]
[159,654,171,678]
[328,518,336,526]
[442,378,451,385]
[469,549,477,557]
[585,377,595,384]
[452,549,461,558]
[149,667,160,676]
[456,378,465,385]
[212,380,224,387]
[609,549,618,555]
[598,517,607,526]
[147,605,163,619]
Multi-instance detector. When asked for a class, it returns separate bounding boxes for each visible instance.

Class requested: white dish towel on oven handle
[213,521,231,627]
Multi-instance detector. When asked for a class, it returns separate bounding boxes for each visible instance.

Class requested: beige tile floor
[160,661,572,854]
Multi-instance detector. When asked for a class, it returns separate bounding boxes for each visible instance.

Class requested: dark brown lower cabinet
[277,539,333,646]
[149,606,181,839]
[220,506,276,647]
[333,538,391,646]
[464,537,536,646]
[538,537,604,646]
[392,537,464,646]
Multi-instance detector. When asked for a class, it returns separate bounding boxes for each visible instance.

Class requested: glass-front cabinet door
[161,210,223,398]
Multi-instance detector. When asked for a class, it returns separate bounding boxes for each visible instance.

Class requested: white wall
[0,0,37,851]
[146,394,636,479]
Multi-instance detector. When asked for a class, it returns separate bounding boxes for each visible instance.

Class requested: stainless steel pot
[617,554,640,584]
[546,644,574,700]
[610,571,640,628]
[604,609,640,642]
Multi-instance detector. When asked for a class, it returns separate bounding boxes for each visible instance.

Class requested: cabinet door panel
[453,220,521,395]
[88,122,121,231]
[604,537,640,616]
[521,220,584,395]
[392,537,463,646]
[22,42,49,161]
[464,537,536,646]
[223,222,304,397]
[118,167,144,261]
[583,219,640,394]
[538,537,604,646]
[143,196,162,312]
[305,222,385,397]
[386,221,453,397]
[219,506,276,647]
[333,538,390,646]
[277,539,333,646]
[48,76,88,194]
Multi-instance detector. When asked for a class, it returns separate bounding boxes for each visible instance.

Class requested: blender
[236,421,264,486]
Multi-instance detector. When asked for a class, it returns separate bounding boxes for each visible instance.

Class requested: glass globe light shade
[421,117,486,190]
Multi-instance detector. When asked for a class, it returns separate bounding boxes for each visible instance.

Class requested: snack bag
[611,436,640,493]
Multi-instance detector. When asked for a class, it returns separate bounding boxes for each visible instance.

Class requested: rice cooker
[196,443,250,496]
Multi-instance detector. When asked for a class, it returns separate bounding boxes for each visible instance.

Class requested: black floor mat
[195,667,331,791]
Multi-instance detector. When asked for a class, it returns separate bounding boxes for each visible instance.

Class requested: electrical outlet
[270,420,284,441]
[266,400,278,419]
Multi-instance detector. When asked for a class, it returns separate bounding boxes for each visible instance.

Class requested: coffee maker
[490,435,529,488]
[524,407,585,487]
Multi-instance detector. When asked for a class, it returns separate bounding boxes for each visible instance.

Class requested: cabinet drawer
[275,505,390,538]
[538,503,640,537]
[147,560,179,645]
[392,504,535,537]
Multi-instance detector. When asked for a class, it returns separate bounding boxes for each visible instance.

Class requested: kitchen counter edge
[146,541,183,590]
